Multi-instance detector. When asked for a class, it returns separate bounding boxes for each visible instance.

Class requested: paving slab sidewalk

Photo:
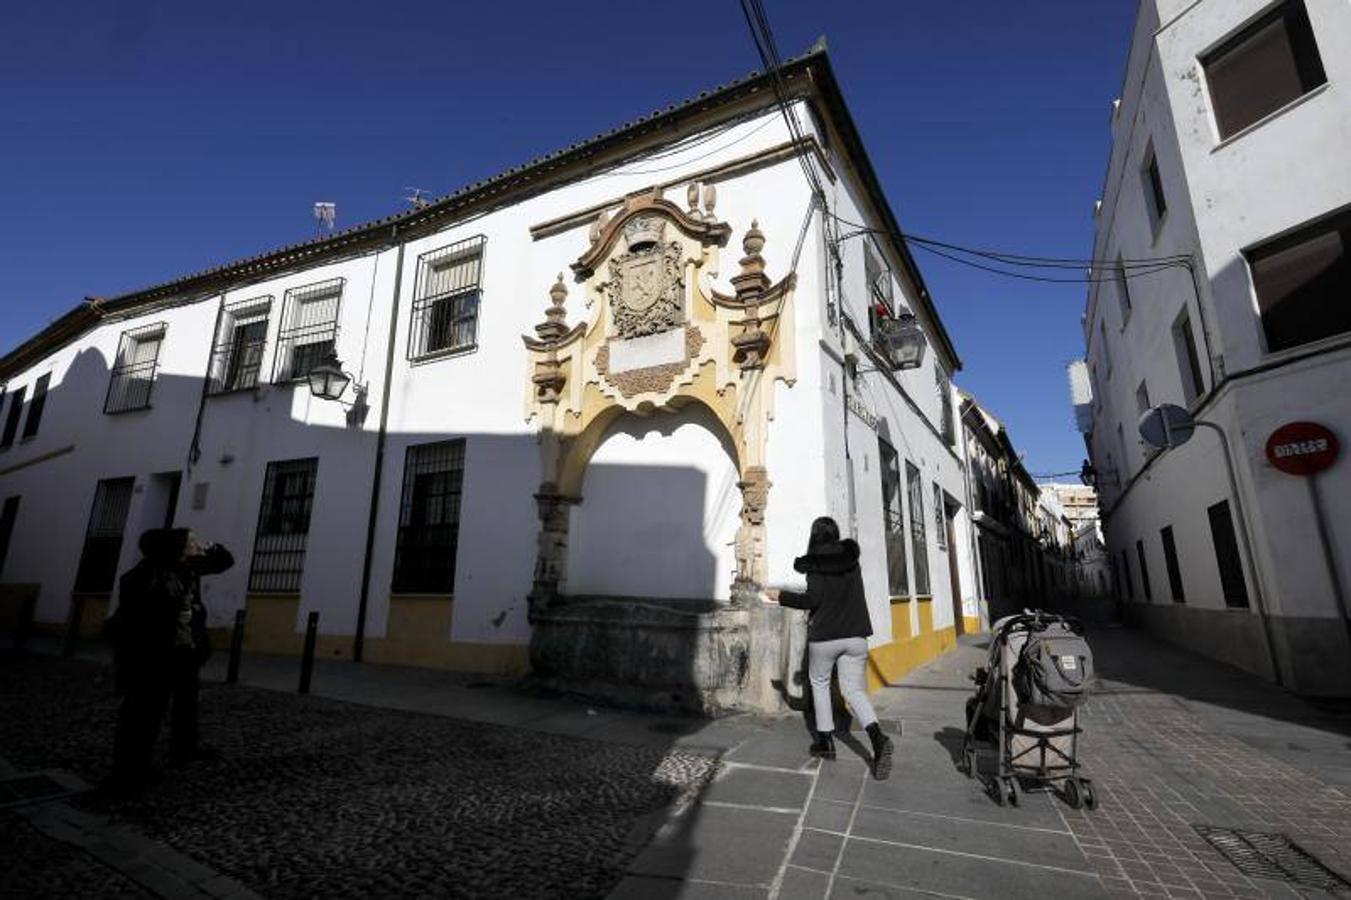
[22,627,1351,900]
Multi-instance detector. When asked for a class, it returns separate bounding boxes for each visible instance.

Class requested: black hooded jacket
[777,539,874,643]
[111,529,234,674]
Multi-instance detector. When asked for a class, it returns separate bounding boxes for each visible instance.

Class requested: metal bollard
[226,609,246,684]
[298,611,319,694]
[62,594,84,658]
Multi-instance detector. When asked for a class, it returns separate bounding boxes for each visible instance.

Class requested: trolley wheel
[1063,777,1083,810]
[1082,779,1097,811]
[958,740,974,777]
[1005,777,1020,807]
[990,777,1006,807]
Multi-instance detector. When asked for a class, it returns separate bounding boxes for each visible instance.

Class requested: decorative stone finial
[534,274,570,343]
[743,219,765,257]
[702,183,717,219]
[687,181,701,215]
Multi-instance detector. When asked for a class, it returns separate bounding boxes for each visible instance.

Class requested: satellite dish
[1138,404,1195,450]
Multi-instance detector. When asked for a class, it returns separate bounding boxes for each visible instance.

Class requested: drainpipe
[352,226,406,663]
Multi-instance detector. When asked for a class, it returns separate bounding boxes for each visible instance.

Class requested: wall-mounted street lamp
[306,350,368,423]
[875,310,927,371]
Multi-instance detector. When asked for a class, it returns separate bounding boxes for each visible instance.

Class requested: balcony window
[1203,0,1326,140]
[274,279,343,382]
[878,438,908,596]
[210,296,272,394]
[1247,208,1351,353]
[906,461,930,596]
[409,236,485,360]
[392,439,465,594]
[248,458,318,593]
[105,324,165,414]
[73,477,135,592]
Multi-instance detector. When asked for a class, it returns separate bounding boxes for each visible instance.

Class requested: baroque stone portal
[521,185,801,712]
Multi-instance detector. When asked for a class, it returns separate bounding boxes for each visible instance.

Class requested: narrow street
[3,624,1349,899]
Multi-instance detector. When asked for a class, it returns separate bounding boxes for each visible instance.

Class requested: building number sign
[1265,421,1339,476]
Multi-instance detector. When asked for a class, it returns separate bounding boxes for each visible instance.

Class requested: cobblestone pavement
[0,653,716,899]
[1,811,153,899]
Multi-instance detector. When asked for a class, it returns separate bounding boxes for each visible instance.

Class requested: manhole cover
[0,774,72,808]
[1193,825,1351,891]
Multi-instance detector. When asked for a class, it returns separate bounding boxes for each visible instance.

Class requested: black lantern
[878,311,927,371]
[1078,460,1096,487]
[307,350,353,401]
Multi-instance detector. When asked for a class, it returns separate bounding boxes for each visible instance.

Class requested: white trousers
[807,636,878,733]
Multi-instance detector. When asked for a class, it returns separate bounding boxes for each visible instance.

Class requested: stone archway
[520,186,798,712]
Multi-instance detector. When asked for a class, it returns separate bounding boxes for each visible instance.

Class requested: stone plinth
[528,596,806,715]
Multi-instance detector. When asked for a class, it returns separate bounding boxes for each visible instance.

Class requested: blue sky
[0,0,1138,475]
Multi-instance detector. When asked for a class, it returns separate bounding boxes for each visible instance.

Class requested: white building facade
[1082,0,1351,694]
[0,48,980,711]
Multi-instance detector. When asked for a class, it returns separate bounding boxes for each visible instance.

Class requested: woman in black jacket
[766,516,893,779]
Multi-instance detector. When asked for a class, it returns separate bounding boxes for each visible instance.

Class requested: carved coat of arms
[607,216,684,339]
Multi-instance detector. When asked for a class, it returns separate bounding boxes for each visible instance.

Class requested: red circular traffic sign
[1265,422,1339,476]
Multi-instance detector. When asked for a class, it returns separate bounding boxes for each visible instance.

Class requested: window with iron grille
[106,324,166,414]
[21,374,50,440]
[74,477,135,592]
[933,483,947,551]
[935,365,955,445]
[209,296,273,394]
[248,458,318,593]
[273,279,343,382]
[878,438,908,596]
[392,439,465,594]
[409,236,486,360]
[0,496,19,578]
[906,461,930,595]
[1,386,25,449]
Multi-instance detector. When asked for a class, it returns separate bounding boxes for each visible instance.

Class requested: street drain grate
[1193,825,1351,891]
[0,773,72,808]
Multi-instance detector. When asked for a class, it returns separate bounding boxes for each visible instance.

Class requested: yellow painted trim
[962,615,983,634]
[243,594,302,655]
[917,601,934,635]
[865,624,959,693]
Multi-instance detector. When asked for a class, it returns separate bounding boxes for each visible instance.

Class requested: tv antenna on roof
[403,187,431,210]
[313,202,337,235]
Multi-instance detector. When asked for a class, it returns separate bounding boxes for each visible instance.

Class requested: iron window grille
[392,439,465,594]
[248,458,319,593]
[1,386,25,449]
[73,477,135,593]
[935,366,955,445]
[408,236,486,361]
[273,278,344,383]
[906,461,931,595]
[209,296,273,394]
[878,438,909,596]
[105,324,166,414]
[0,496,18,579]
[933,483,947,551]
[21,373,50,440]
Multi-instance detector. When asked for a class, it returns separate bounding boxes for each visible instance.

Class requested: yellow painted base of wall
[962,616,983,635]
[866,599,959,692]
[214,593,529,677]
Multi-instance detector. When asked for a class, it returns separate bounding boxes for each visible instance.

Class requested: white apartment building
[1081,0,1351,694]
[0,47,981,712]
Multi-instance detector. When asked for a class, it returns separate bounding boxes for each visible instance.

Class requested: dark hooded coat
[111,529,234,678]
[777,539,874,643]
